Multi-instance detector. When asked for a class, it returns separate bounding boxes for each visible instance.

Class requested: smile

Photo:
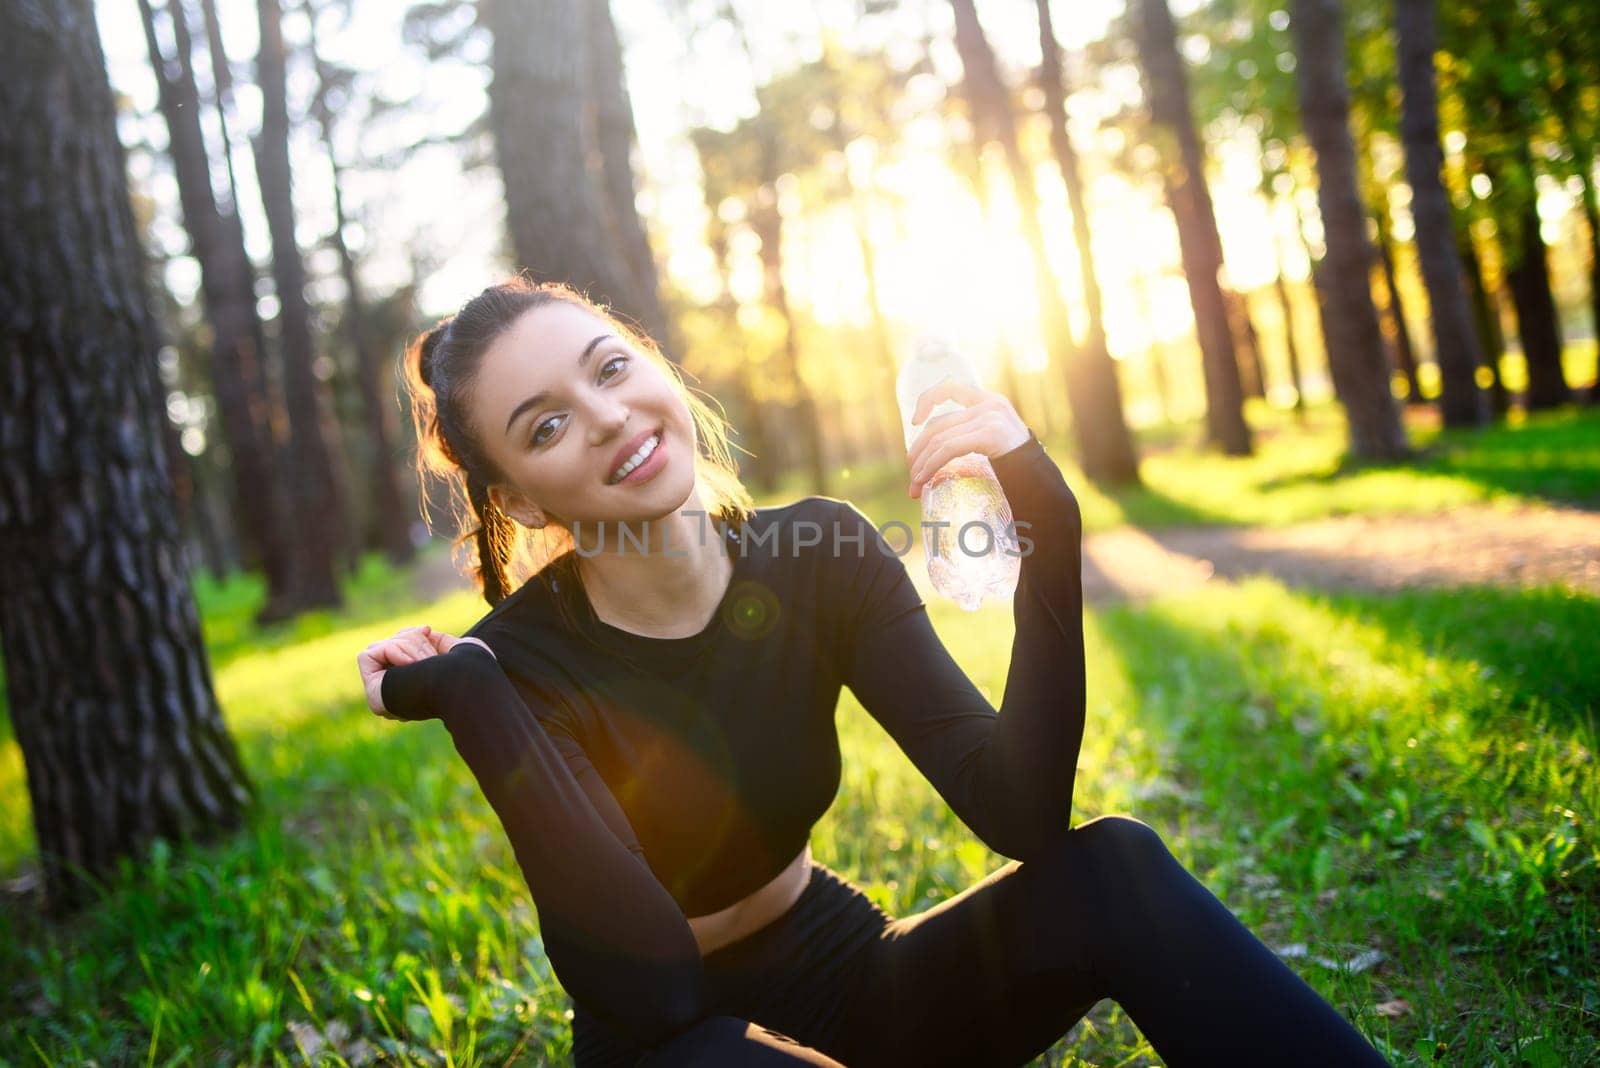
[608,431,662,484]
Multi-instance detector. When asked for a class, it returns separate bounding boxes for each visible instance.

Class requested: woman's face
[471,300,698,528]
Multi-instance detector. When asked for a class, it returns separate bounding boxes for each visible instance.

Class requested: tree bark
[135,0,301,618]
[1033,0,1141,483]
[486,0,649,328]
[1394,0,1488,427]
[303,1,414,567]
[583,0,673,352]
[1132,0,1252,455]
[254,0,347,607]
[1288,0,1409,460]
[0,0,254,914]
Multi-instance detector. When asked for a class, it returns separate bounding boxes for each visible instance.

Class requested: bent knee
[1063,814,1175,882]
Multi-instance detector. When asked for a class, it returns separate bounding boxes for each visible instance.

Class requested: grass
[2,543,1595,1064]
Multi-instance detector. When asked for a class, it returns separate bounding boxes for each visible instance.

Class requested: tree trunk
[1374,217,1424,403]
[1288,0,1409,460]
[1288,183,1337,405]
[951,0,1144,472]
[1225,287,1268,400]
[1573,157,1600,385]
[584,0,673,353]
[197,0,289,504]
[1033,0,1141,483]
[1458,226,1511,418]
[1272,266,1309,413]
[136,0,301,619]
[1132,0,1252,455]
[1394,0,1488,427]
[749,186,829,496]
[303,2,414,567]
[487,0,647,327]
[0,0,254,914]
[254,0,347,607]
[1500,195,1572,410]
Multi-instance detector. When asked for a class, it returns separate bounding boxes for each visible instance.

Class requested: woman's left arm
[834,380,1086,861]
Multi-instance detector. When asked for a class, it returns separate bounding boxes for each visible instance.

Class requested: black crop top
[378,428,1086,1047]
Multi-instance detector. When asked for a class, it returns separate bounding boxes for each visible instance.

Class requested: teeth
[610,432,660,483]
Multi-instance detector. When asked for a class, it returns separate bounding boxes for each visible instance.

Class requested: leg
[640,1015,850,1067]
[829,815,1389,1067]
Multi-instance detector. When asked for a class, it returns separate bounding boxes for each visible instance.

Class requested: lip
[606,425,664,485]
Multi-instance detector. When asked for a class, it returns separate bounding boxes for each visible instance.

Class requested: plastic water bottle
[895,335,1021,611]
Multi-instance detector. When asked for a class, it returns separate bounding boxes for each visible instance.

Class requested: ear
[488,483,546,529]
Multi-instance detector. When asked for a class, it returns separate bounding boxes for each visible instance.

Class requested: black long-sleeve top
[378,429,1086,1048]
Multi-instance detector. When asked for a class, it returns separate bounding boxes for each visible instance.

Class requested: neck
[572,487,734,638]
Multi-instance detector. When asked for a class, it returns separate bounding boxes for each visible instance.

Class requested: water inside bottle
[920,453,1022,611]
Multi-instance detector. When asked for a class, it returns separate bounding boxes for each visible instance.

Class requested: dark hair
[401,273,754,608]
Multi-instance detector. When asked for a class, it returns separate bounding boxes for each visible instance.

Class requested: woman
[356,276,1388,1066]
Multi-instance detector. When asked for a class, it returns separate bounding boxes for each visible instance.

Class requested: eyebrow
[503,333,615,435]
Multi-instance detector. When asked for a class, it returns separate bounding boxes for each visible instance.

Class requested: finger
[912,376,987,426]
[910,423,1000,496]
[907,405,980,475]
[382,642,418,666]
[910,418,986,485]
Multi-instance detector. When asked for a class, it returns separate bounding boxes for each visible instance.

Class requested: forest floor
[1079,502,1600,601]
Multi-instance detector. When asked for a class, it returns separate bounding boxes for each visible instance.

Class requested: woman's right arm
[377,642,709,1047]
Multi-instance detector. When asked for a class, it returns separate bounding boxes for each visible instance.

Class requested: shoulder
[461,571,580,683]
[730,495,837,555]
[762,495,910,581]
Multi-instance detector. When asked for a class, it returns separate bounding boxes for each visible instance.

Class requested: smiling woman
[372,272,1390,1066]
[400,273,754,613]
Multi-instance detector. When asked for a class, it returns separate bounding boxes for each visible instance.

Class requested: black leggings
[569,815,1390,1066]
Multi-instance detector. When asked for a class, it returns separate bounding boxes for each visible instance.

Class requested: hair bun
[418,320,451,389]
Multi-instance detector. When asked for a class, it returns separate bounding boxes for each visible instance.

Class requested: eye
[528,355,630,447]
[531,416,562,447]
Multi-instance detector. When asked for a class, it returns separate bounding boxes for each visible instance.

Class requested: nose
[587,395,630,444]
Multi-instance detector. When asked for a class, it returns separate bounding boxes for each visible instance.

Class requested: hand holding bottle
[896,337,1028,610]
[906,377,1031,500]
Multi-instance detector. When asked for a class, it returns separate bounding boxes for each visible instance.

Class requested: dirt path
[1081,504,1600,602]
[413,505,1600,606]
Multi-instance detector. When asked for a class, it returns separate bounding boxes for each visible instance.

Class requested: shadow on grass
[1301,584,1600,728]
[1254,408,1600,510]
